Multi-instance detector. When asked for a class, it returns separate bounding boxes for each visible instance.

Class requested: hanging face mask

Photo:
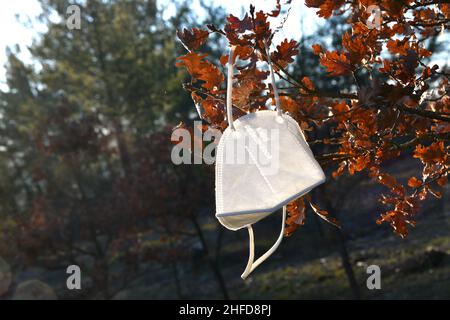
[215,41,326,279]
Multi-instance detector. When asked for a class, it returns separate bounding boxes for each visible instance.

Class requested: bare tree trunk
[112,120,132,177]
[320,190,361,299]
[334,227,361,299]
[171,262,183,299]
[191,215,230,300]
[312,209,325,238]
[214,226,225,264]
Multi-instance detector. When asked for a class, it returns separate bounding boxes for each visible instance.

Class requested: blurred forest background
[0,0,449,300]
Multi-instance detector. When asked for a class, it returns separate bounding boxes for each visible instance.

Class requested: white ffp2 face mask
[215,42,325,279]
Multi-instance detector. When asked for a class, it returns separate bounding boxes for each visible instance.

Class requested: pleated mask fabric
[215,41,326,279]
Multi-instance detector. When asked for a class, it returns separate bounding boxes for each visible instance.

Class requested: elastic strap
[225,40,282,130]
[264,39,282,116]
[241,205,287,280]
[226,46,236,130]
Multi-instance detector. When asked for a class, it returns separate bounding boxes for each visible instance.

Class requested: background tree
[0,0,229,299]
[0,0,449,300]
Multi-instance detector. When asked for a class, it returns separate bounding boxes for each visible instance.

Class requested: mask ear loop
[264,39,282,117]
[226,41,281,129]
[264,40,309,144]
[241,206,287,279]
[226,46,236,131]
[241,41,287,279]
